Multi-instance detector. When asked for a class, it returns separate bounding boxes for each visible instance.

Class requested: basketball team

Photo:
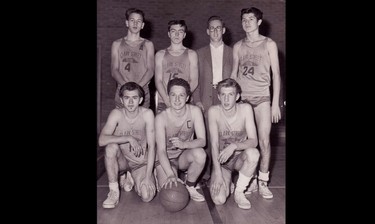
[98,7,282,210]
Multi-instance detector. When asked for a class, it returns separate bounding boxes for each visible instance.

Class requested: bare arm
[98,109,135,146]
[111,40,127,86]
[208,106,222,177]
[155,50,170,106]
[230,41,241,79]
[178,106,206,149]
[144,109,156,178]
[188,49,198,93]
[192,50,203,110]
[268,39,282,123]
[208,106,227,195]
[155,113,175,178]
[138,40,155,87]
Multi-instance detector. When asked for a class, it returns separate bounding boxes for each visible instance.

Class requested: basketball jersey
[215,104,248,157]
[158,48,191,104]
[165,104,194,159]
[115,38,150,108]
[236,38,271,97]
[113,107,148,165]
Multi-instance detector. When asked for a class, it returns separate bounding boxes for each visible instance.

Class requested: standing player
[230,7,281,199]
[155,78,206,202]
[99,82,156,208]
[208,78,259,209]
[155,20,198,113]
[111,8,155,109]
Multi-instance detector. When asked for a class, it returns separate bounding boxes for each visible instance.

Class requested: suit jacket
[192,44,233,112]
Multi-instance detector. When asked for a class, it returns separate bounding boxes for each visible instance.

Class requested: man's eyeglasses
[209,26,222,32]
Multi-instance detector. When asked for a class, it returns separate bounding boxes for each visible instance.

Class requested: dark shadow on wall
[259,19,270,36]
[183,30,194,49]
[223,27,233,46]
[141,21,153,39]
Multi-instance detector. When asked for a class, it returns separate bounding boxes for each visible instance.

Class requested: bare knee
[105,144,119,158]
[243,148,260,163]
[212,194,227,205]
[140,186,155,202]
[192,148,207,165]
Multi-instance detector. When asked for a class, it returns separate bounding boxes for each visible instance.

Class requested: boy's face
[218,86,239,110]
[126,13,144,33]
[121,89,143,112]
[168,24,186,44]
[168,85,189,110]
[241,13,261,32]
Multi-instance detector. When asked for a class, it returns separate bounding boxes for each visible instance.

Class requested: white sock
[235,172,252,193]
[109,182,119,192]
[258,171,270,182]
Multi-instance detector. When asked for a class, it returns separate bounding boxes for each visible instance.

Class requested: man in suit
[192,15,233,183]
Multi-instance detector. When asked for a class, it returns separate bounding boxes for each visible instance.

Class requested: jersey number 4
[124,63,131,72]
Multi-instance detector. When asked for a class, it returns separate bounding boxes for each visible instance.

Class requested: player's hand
[128,137,143,157]
[271,104,281,123]
[169,137,185,149]
[210,175,226,196]
[162,174,178,189]
[218,144,236,164]
[140,176,156,196]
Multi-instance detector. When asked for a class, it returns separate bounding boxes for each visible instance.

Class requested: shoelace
[108,191,119,200]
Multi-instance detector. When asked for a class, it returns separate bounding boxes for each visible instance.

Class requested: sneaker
[102,190,119,208]
[245,178,258,195]
[258,180,273,199]
[186,185,205,202]
[123,171,134,192]
[234,192,251,209]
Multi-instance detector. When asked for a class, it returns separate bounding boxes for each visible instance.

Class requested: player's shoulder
[224,43,233,51]
[109,107,122,117]
[141,107,155,117]
[112,37,123,45]
[156,49,166,56]
[143,38,154,46]
[233,39,243,47]
[188,104,202,114]
[155,109,167,121]
[187,48,198,55]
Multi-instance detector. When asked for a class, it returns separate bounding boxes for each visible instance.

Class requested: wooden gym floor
[97,121,285,224]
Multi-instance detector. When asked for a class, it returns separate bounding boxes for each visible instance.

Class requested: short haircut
[167,20,187,32]
[216,78,242,95]
[207,15,225,28]
[167,78,191,96]
[125,8,145,21]
[119,82,145,99]
[240,7,263,21]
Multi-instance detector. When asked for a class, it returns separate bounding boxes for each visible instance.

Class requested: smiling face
[168,85,189,110]
[241,13,261,33]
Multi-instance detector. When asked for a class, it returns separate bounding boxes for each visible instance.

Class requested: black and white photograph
[97,0,286,223]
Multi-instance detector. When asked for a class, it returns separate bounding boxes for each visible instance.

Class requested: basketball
[159,182,190,212]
